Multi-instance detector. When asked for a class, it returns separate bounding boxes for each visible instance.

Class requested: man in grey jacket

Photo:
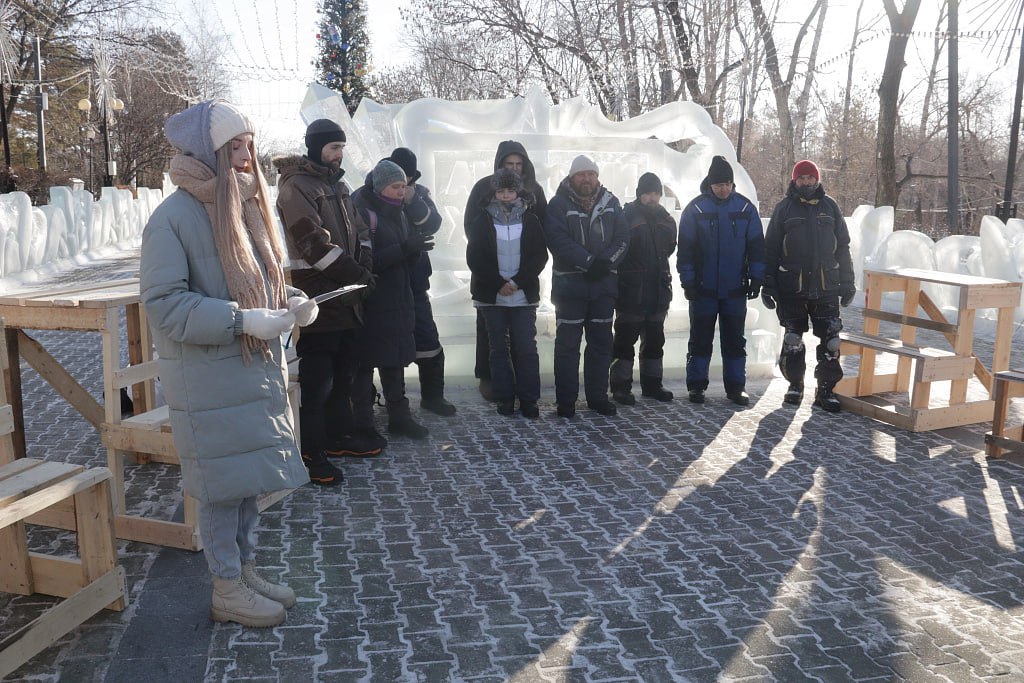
[544,155,629,418]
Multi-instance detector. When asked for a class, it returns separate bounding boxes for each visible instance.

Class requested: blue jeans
[481,306,540,402]
[198,496,259,579]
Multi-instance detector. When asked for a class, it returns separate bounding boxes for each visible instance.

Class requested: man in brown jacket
[275,118,380,486]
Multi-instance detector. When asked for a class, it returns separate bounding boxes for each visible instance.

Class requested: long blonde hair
[213,141,287,283]
[210,138,288,362]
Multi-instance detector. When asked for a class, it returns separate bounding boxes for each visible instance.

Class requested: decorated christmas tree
[314,0,371,112]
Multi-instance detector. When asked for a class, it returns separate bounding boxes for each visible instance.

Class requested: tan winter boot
[211,575,286,627]
[241,563,297,608]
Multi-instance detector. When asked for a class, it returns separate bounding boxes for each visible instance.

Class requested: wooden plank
[0,567,126,679]
[917,293,992,389]
[992,307,1017,381]
[985,433,1024,457]
[0,522,33,595]
[995,369,1024,383]
[917,355,976,383]
[101,307,128,510]
[833,394,916,431]
[950,308,975,405]
[0,458,40,482]
[0,469,109,528]
[964,283,1023,310]
[113,360,160,391]
[896,279,920,392]
[5,328,24,459]
[101,424,178,458]
[0,404,14,437]
[16,331,104,429]
[0,278,140,305]
[27,553,84,598]
[0,306,106,332]
[113,514,201,550]
[912,400,994,431]
[125,303,155,413]
[74,480,119,598]
[835,373,900,397]
[874,267,1010,287]
[988,374,1016,458]
[0,461,81,508]
[117,405,169,431]
[862,308,957,334]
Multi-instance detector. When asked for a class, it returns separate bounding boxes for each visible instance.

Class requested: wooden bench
[985,370,1024,458]
[0,459,127,678]
[97,347,303,547]
[835,269,1022,432]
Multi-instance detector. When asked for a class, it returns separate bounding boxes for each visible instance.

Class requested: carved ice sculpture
[298,84,775,376]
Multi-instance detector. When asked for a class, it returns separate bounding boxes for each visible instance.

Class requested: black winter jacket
[356,176,442,293]
[351,188,417,368]
[467,203,548,305]
[764,182,854,300]
[618,200,676,315]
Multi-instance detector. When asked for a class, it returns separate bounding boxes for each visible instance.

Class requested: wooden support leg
[74,480,125,610]
[101,308,128,512]
[4,328,24,459]
[0,522,33,594]
[988,377,1011,458]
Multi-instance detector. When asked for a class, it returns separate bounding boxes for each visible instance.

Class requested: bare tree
[874,0,923,208]
[747,0,827,193]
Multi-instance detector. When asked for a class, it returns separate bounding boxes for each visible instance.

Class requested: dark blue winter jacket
[677,179,765,298]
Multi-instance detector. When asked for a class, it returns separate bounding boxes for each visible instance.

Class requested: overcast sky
[172,1,1011,154]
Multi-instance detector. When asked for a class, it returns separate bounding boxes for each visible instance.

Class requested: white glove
[288,295,319,327]
[241,308,296,340]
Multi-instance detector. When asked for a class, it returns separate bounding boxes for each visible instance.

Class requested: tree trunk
[875,0,922,209]
[839,0,866,205]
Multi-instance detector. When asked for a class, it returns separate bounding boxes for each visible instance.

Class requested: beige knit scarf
[169,154,287,363]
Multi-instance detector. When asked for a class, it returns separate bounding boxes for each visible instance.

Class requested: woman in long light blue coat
[141,100,315,628]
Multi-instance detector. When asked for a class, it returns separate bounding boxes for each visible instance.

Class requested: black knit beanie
[304,118,346,163]
[636,172,662,197]
[388,147,421,183]
[706,155,733,185]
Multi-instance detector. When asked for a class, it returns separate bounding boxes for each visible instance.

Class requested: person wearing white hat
[544,154,629,418]
[142,100,315,628]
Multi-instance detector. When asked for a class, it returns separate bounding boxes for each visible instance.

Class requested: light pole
[99,96,123,188]
[92,40,123,189]
[76,98,96,194]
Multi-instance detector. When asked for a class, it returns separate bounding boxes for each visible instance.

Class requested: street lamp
[77,98,97,194]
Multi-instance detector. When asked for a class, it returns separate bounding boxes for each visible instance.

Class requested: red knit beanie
[792,160,819,181]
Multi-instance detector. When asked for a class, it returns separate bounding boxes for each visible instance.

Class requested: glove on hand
[746,278,762,300]
[402,234,434,255]
[683,286,697,301]
[584,257,612,282]
[357,271,378,300]
[287,295,318,327]
[840,287,855,307]
[241,308,295,340]
[761,292,776,310]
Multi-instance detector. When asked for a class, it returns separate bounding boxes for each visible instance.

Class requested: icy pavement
[3,268,1024,681]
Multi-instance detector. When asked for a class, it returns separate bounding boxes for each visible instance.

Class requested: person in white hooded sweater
[466,169,548,418]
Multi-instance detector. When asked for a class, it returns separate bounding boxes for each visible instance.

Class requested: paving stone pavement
[3,260,1024,682]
